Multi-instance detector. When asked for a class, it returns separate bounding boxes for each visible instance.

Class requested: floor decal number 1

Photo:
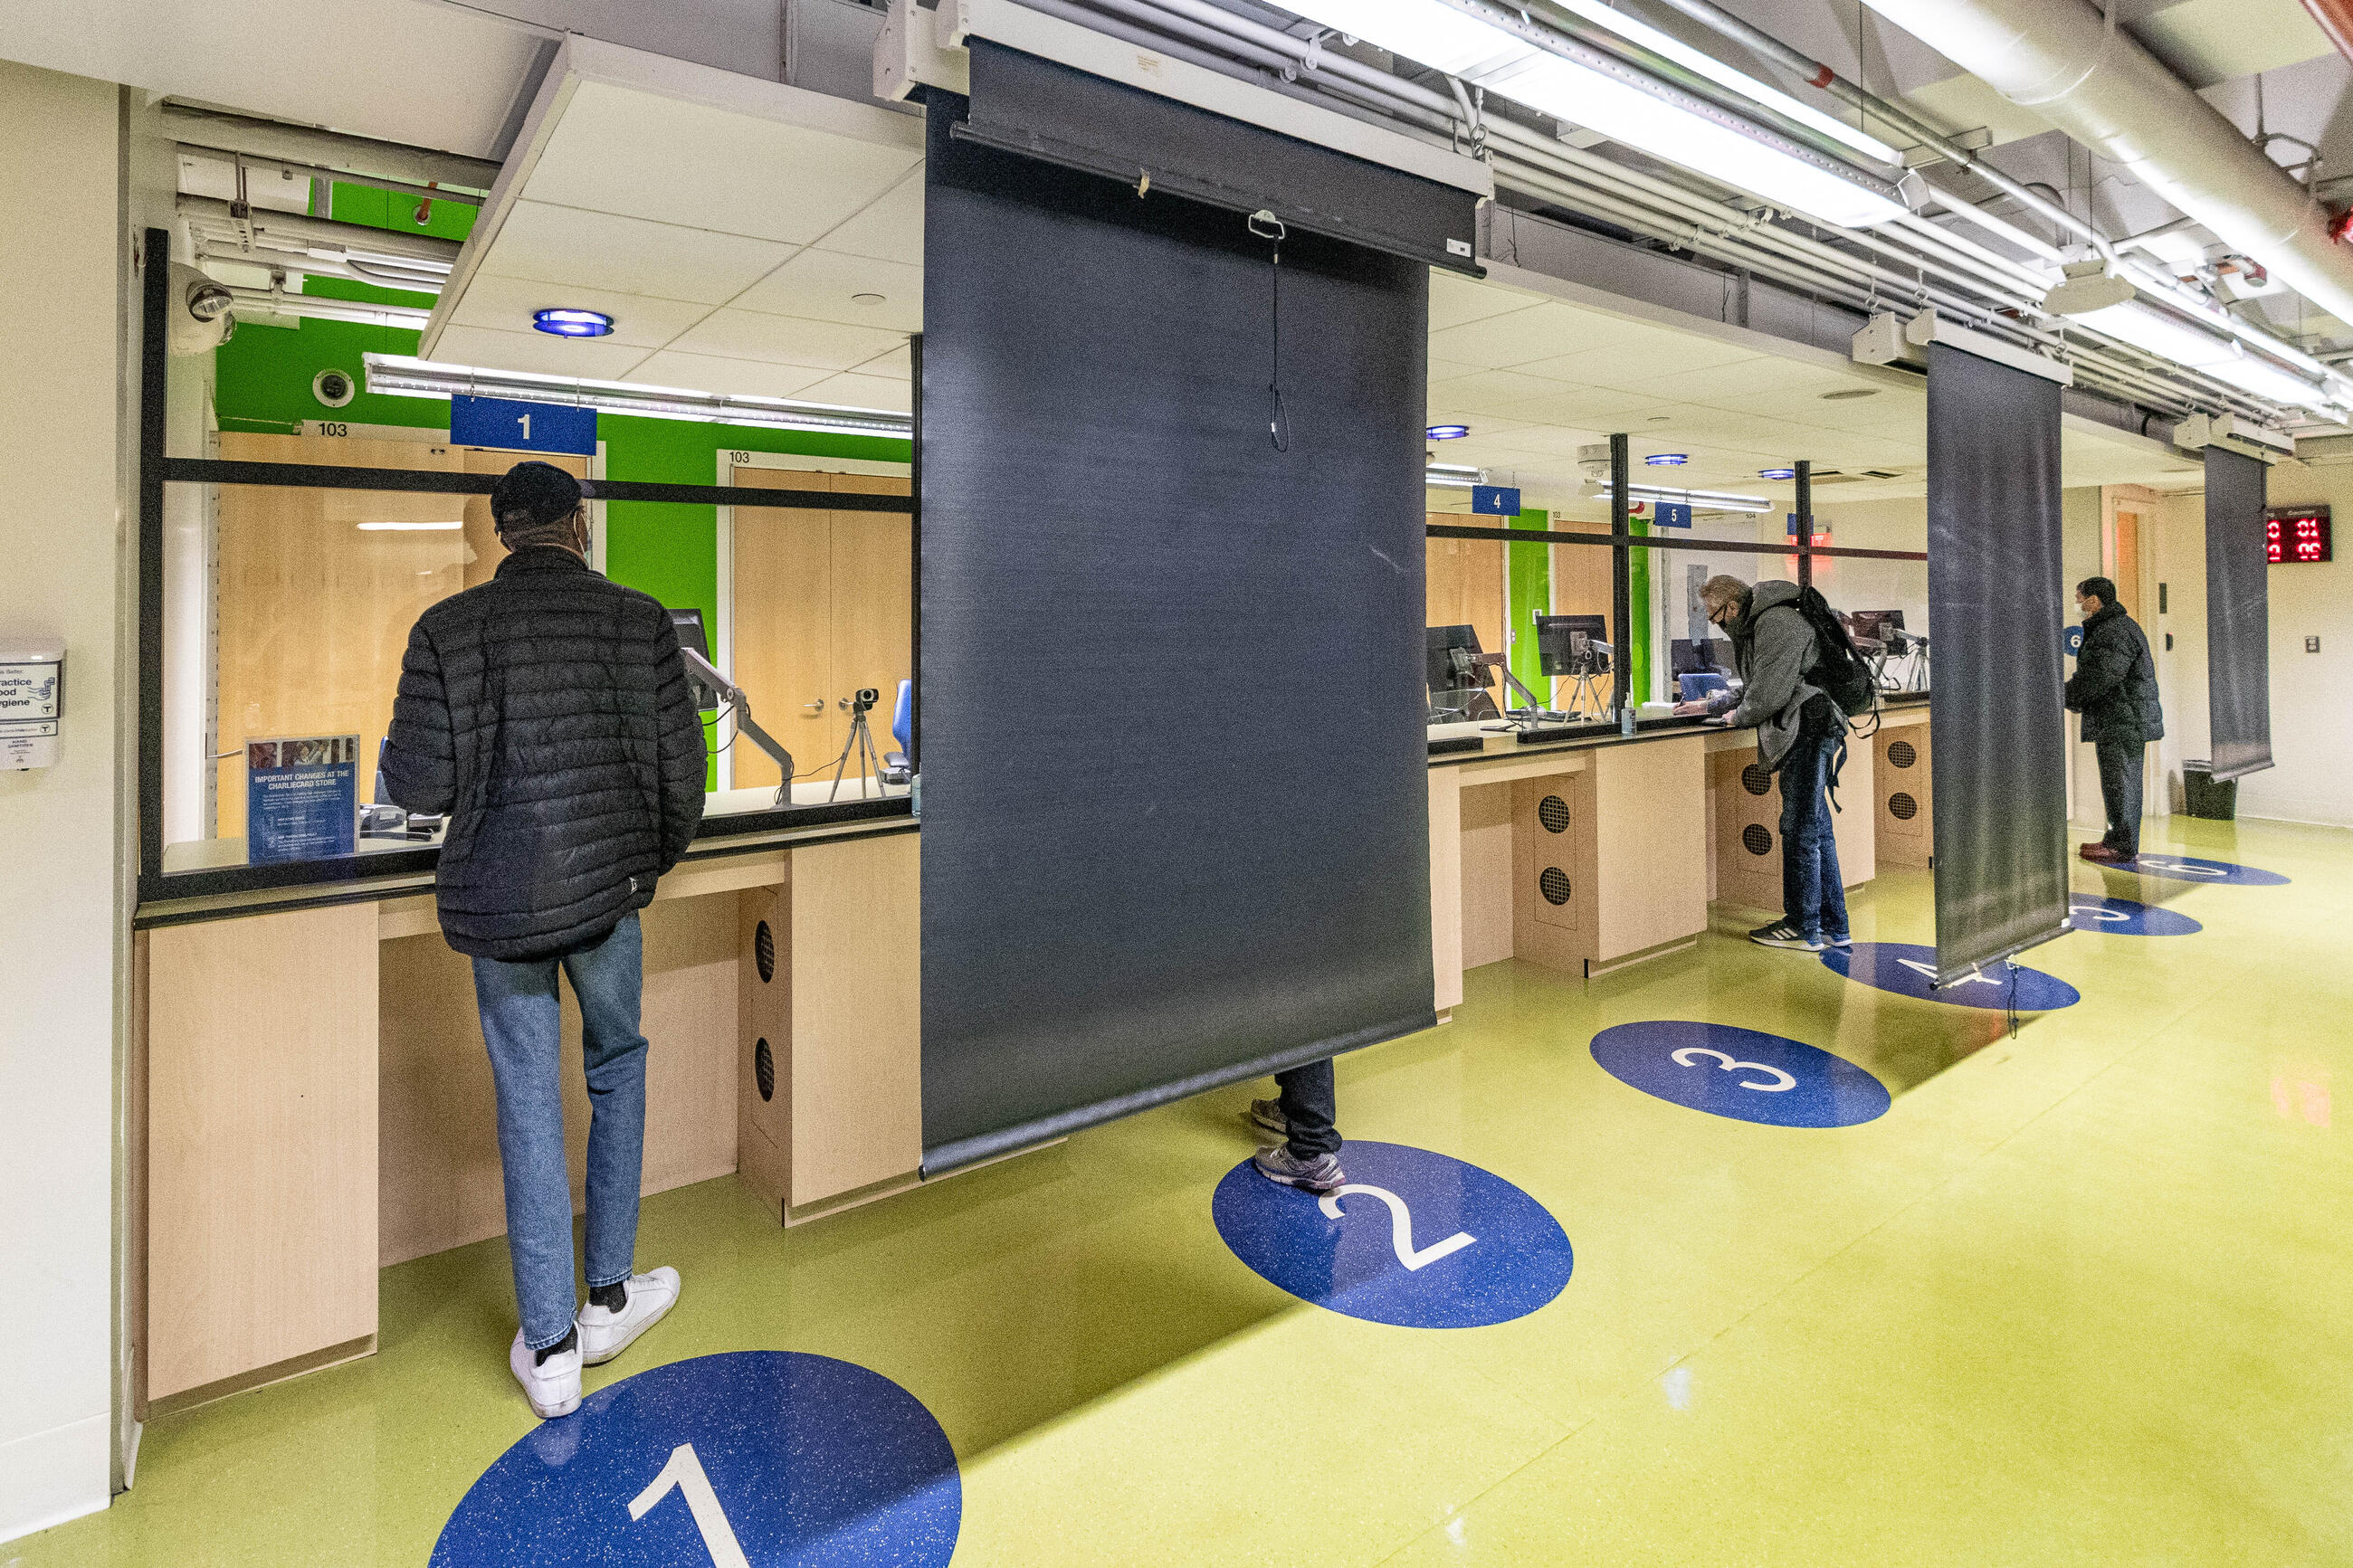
[1319,1183,1476,1271]
[630,1443,750,1568]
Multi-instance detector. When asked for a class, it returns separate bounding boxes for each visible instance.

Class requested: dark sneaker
[1253,1145,1346,1193]
[1824,932,1853,949]
[1245,1098,1287,1138]
[1750,921,1826,952]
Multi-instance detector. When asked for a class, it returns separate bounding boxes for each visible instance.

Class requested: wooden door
[2110,509,2145,622]
[1425,527,1506,697]
[827,474,914,773]
[731,499,835,790]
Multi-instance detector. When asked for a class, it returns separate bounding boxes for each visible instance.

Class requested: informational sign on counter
[246,736,359,863]
[0,641,64,770]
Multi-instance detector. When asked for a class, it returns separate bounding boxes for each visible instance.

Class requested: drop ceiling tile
[1430,272,1545,333]
[812,168,925,264]
[732,249,923,331]
[1428,356,1481,384]
[446,273,710,348]
[790,371,912,413]
[853,343,914,377]
[667,309,905,372]
[1516,337,1764,385]
[431,323,653,379]
[623,350,837,401]
[478,202,796,304]
[520,81,924,246]
[1427,303,1620,369]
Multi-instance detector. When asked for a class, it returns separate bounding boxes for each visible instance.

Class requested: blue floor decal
[432,1352,960,1567]
[2121,853,2291,886]
[1822,942,2082,1011]
[2069,895,2202,936]
[1213,1141,1572,1328]
[1589,1021,1891,1127]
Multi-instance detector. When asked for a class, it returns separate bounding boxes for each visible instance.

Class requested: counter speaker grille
[754,1037,776,1102]
[1889,792,1919,821]
[755,920,776,984]
[1742,764,1772,795]
[1742,823,1772,856]
[1537,794,1570,833]
[1888,739,1917,769]
[1539,866,1572,905]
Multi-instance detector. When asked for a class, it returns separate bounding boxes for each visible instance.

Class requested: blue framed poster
[246,736,358,863]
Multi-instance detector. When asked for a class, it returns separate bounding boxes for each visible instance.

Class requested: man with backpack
[1675,575,1872,953]
[2064,575,2163,863]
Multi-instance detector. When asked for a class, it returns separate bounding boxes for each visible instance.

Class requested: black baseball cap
[491,461,592,532]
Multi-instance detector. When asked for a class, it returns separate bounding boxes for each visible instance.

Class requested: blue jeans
[470,914,648,1351]
[1778,711,1850,944]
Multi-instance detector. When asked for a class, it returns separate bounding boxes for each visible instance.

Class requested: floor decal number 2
[630,1443,750,1568]
[1670,1046,1796,1092]
[1319,1184,1476,1271]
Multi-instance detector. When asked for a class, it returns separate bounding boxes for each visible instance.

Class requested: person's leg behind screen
[560,912,650,1298]
[1274,1059,1339,1160]
[2096,736,2144,857]
[471,952,581,1353]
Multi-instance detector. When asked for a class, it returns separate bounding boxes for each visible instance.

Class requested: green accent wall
[1627,517,1653,706]
[1506,509,1549,699]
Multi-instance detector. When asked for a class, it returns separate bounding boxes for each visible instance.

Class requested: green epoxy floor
[17,814,2353,1566]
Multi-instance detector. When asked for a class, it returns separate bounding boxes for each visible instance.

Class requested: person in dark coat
[2064,575,2164,863]
[382,461,706,1420]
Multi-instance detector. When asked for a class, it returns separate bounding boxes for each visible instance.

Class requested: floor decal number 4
[630,1443,751,1568]
[1319,1184,1476,1271]
[1670,1046,1796,1092]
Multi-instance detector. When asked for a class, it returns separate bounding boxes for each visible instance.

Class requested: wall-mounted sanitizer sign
[0,640,65,770]
[449,394,598,457]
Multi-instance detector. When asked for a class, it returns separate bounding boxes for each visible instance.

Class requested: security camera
[167,263,235,356]
[312,368,356,408]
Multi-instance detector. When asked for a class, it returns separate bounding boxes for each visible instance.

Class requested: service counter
[136,698,1932,1411]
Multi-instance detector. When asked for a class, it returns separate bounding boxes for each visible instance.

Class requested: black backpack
[1767,587,1879,723]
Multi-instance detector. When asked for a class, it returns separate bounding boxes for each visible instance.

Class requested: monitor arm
[681,646,795,788]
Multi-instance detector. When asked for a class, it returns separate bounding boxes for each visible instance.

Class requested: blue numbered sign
[2063,624,2083,658]
[1472,484,1522,516]
[432,1353,959,1567]
[452,394,598,456]
[2068,895,2201,936]
[2124,853,2290,886]
[1589,1022,1889,1127]
[1821,942,2081,1011]
[1213,1142,1571,1328]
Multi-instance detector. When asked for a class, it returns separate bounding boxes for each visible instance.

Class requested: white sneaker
[510,1328,582,1420]
[576,1267,681,1367]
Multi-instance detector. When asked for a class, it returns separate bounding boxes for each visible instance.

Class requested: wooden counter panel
[148,903,379,1401]
[789,832,921,1206]
[1590,736,1708,961]
[376,897,739,1268]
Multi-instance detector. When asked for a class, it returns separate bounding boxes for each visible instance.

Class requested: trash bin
[2182,761,2237,821]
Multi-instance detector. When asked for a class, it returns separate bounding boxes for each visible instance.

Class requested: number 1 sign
[451,394,597,457]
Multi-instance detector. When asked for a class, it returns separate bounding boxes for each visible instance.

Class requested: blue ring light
[1426,423,1470,441]
[533,308,615,338]
[1759,467,1796,480]
[1645,453,1689,466]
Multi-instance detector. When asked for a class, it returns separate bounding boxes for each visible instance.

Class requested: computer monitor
[1670,637,1729,675]
[1535,614,1610,677]
[669,608,720,712]
[1425,624,1494,692]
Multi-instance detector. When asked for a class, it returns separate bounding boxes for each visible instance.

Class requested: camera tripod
[825,690,886,803]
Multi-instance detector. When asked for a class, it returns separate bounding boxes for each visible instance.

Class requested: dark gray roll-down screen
[919,96,1436,1175]
[1925,342,2070,983]
[2204,446,2273,781]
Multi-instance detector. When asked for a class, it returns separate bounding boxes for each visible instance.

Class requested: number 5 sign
[432,1353,959,1567]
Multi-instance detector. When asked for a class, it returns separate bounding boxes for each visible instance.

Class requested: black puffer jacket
[382,548,707,960]
[2065,601,2165,746]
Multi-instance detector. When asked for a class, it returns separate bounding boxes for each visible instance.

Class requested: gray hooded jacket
[1706,580,1847,769]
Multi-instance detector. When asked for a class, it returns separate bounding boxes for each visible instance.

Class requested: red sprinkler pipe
[2303,0,2353,68]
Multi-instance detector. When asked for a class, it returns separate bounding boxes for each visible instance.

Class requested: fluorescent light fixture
[1645,453,1689,466]
[357,520,463,530]
[2047,272,2334,412]
[1277,0,1909,227]
[1758,467,1796,480]
[362,354,910,439]
[1426,461,1483,488]
[1427,423,1471,440]
[1597,482,1772,513]
[1549,0,1900,166]
[533,308,614,337]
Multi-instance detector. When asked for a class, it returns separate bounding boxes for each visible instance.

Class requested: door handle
[805,700,825,711]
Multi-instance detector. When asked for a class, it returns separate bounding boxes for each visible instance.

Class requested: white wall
[2153,463,2353,827]
[0,61,123,1543]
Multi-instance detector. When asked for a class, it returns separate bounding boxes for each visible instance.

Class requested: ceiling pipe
[177,195,462,268]
[175,143,483,209]
[159,102,499,191]
[222,287,433,328]
[2301,0,2353,65]
[1852,0,2353,334]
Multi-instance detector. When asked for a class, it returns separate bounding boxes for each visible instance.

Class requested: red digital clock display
[2266,510,2331,565]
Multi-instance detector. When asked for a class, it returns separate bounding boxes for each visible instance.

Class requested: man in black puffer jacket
[2064,575,2164,863]
[383,461,705,1421]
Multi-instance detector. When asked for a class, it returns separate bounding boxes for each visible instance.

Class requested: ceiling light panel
[1277,0,1908,227]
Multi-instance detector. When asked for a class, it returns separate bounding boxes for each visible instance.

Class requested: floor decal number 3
[1319,1184,1476,1271]
[630,1443,751,1568]
[1670,1046,1796,1092]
